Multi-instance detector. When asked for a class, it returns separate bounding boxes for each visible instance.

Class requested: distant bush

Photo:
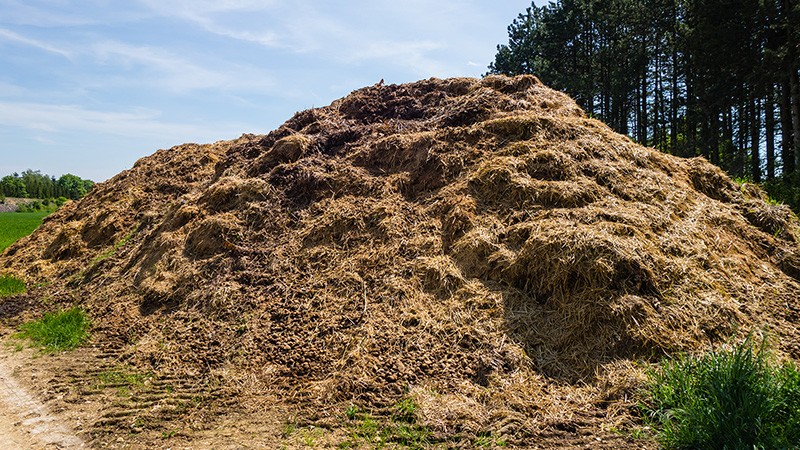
[641,334,800,449]
[17,198,60,213]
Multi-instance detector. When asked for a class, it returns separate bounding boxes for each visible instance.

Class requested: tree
[57,174,91,200]
[490,0,800,201]
[0,175,27,198]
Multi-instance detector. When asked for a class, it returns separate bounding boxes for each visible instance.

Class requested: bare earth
[0,345,84,449]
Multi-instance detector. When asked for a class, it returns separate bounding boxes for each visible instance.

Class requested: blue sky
[0,1,546,181]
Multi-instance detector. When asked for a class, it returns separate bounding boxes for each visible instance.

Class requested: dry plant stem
[0,75,798,447]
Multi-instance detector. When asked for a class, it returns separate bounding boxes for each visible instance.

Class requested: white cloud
[0,101,224,140]
[0,28,73,59]
[89,41,232,92]
[135,0,281,46]
[0,0,99,27]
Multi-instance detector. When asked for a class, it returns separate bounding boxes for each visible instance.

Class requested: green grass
[641,335,800,449]
[96,367,151,397]
[0,211,48,252]
[339,398,432,448]
[0,274,25,296]
[89,229,136,265]
[16,307,90,352]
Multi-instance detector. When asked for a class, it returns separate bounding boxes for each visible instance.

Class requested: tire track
[0,352,85,449]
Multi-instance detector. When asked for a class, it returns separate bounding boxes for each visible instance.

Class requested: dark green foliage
[0,170,93,200]
[763,175,800,210]
[641,335,800,449]
[0,274,25,297]
[17,308,90,352]
[491,0,800,190]
[0,175,27,197]
[56,173,93,200]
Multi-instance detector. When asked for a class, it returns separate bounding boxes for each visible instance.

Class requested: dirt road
[0,349,84,449]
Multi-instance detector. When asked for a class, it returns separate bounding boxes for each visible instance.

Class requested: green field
[0,212,49,252]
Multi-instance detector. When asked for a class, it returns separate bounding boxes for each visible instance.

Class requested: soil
[0,75,798,448]
[0,337,84,449]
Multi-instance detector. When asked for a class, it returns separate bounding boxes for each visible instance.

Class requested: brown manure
[2,75,800,447]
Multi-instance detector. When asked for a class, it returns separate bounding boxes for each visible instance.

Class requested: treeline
[489,0,800,199]
[0,170,94,201]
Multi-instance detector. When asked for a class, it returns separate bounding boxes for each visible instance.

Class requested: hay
[2,75,800,444]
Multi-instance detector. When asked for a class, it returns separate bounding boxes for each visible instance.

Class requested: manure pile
[3,75,800,447]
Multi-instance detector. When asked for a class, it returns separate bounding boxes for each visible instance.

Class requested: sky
[0,0,547,182]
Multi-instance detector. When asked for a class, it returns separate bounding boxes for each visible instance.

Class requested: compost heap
[3,75,800,442]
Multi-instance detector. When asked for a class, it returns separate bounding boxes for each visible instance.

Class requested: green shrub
[0,274,25,296]
[641,335,800,449]
[17,307,90,352]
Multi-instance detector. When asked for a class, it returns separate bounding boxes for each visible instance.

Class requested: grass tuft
[641,334,800,449]
[0,274,25,296]
[17,307,90,352]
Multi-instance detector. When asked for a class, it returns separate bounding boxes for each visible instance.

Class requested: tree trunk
[766,88,776,180]
[671,47,679,155]
[792,69,800,176]
[781,79,795,175]
[752,96,761,182]
[709,110,721,164]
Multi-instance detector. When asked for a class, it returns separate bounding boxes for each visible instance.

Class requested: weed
[356,414,380,440]
[627,425,652,440]
[0,274,25,297]
[97,368,148,386]
[393,397,419,423]
[161,430,177,439]
[392,423,429,447]
[300,427,321,447]
[640,334,800,449]
[97,367,149,397]
[474,432,506,447]
[282,421,297,438]
[474,434,491,446]
[16,307,90,352]
[90,229,136,265]
[131,416,146,430]
[338,399,439,448]
[345,405,359,421]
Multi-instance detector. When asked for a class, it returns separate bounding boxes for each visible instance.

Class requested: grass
[16,307,90,352]
[0,274,25,296]
[338,398,431,449]
[89,229,136,265]
[640,334,800,449]
[0,211,48,252]
[96,367,151,397]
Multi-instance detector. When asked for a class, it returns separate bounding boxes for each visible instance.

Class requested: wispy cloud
[0,101,226,140]
[0,0,101,27]
[89,41,231,92]
[135,0,281,46]
[134,0,450,74]
[0,28,73,59]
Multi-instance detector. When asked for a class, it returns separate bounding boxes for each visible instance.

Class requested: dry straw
[2,75,800,445]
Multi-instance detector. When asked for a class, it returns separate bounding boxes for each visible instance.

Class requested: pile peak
[2,75,799,446]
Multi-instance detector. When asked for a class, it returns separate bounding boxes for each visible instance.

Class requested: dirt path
[0,349,85,449]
